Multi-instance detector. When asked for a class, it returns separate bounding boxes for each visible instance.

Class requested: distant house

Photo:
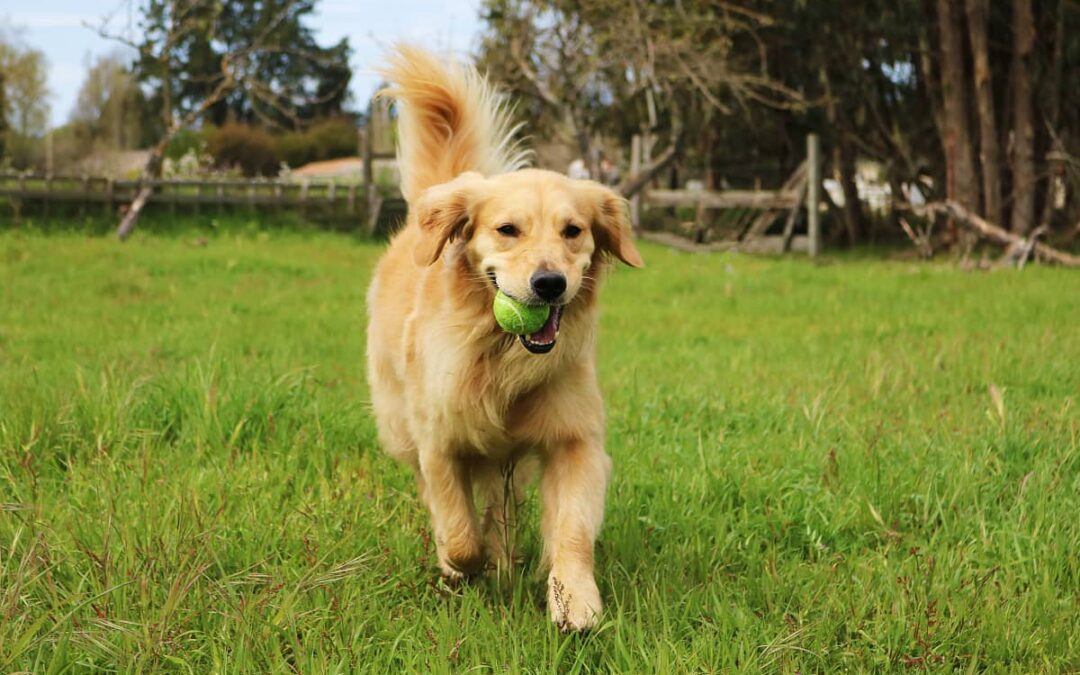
[290,156,400,188]
[72,150,151,178]
[291,157,365,178]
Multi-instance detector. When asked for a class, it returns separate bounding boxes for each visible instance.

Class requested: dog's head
[413,168,643,354]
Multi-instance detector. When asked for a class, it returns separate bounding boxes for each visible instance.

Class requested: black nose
[530,271,566,301]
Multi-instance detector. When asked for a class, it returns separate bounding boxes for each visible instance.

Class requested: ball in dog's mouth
[518,305,562,354]
[488,271,564,355]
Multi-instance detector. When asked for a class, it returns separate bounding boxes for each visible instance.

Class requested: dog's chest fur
[406,309,591,457]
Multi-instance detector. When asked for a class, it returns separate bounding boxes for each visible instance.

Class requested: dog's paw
[548,573,602,632]
[438,562,468,584]
[437,535,487,579]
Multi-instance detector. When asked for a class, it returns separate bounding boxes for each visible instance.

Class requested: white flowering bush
[162,147,214,179]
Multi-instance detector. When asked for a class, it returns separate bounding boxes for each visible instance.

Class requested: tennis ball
[493,290,550,335]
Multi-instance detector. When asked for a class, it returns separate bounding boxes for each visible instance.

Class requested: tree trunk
[1009,0,1036,234]
[1038,0,1066,230]
[917,28,947,147]
[935,0,980,214]
[618,106,684,199]
[114,48,236,240]
[964,0,1003,226]
[819,64,863,245]
[116,135,171,240]
[162,51,173,134]
[570,113,595,177]
[837,139,863,246]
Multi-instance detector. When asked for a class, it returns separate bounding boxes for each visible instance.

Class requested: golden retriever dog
[366,45,642,631]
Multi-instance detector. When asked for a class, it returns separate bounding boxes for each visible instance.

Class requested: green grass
[1,225,1078,672]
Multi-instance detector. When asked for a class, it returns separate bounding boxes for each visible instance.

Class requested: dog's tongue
[528,308,558,344]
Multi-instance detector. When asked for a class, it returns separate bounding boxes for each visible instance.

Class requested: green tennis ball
[493,290,550,335]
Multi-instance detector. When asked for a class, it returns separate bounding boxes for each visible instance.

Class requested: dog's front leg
[418,448,486,579]
[541,435,612,631]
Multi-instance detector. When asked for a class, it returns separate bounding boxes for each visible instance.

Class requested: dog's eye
[563,224,582,239]
[496,223,519,237]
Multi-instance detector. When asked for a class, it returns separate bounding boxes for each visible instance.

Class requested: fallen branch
[639,230,735,253]
[898,216,934,259]
[919,200,1080,267]
[1007,224,1047,270]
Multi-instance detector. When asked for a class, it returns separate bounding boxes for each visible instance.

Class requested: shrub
[167,127,214,161]
[275,131,314,169]
[208,123,280,176]
[306,118,358,161]
[162,147,214,178]
[275,117,358,169]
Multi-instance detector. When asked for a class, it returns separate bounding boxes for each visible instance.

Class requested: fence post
[79,175,89,218]
[806,133,821,258]
[630,134,642,233]
[362,126,376,234]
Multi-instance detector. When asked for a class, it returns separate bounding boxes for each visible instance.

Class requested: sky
[1,0,483,128]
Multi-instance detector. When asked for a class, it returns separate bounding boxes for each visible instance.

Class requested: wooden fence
[0,173,392,226]
[4,132,823,252]
[634,133,822,256]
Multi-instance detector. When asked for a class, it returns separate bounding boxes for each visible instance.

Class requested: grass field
[1,223,1078,672]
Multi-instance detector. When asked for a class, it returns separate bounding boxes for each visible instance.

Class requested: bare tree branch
[619,103,684,198]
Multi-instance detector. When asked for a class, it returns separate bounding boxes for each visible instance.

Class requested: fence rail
[644,188,802,211]
[0,172,403,229]
[3,133,822,252]
[633,133,821,256]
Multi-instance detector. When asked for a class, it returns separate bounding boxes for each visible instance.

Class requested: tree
[1009,0,1035,234]
[0,27,50,168]
[478,0,1080,249]
[935,0,979,213]
[753,0,1080,242]
[70,53,146,152]
[478,1,604,171]
[135,0,352,130]
[95,0,350,238]
[964,0,1002,227]
[478,0,803,198]
[1037,0,1067,231]
[766,0,930,243]
[0,71,7,158]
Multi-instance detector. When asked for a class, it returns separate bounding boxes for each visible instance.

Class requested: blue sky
[2,0,483,127]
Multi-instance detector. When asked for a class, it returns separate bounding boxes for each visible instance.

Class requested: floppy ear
[592,187,644,268]
[412,172,485,266]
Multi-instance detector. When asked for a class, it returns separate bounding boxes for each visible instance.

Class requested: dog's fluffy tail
[376,45,529,204]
